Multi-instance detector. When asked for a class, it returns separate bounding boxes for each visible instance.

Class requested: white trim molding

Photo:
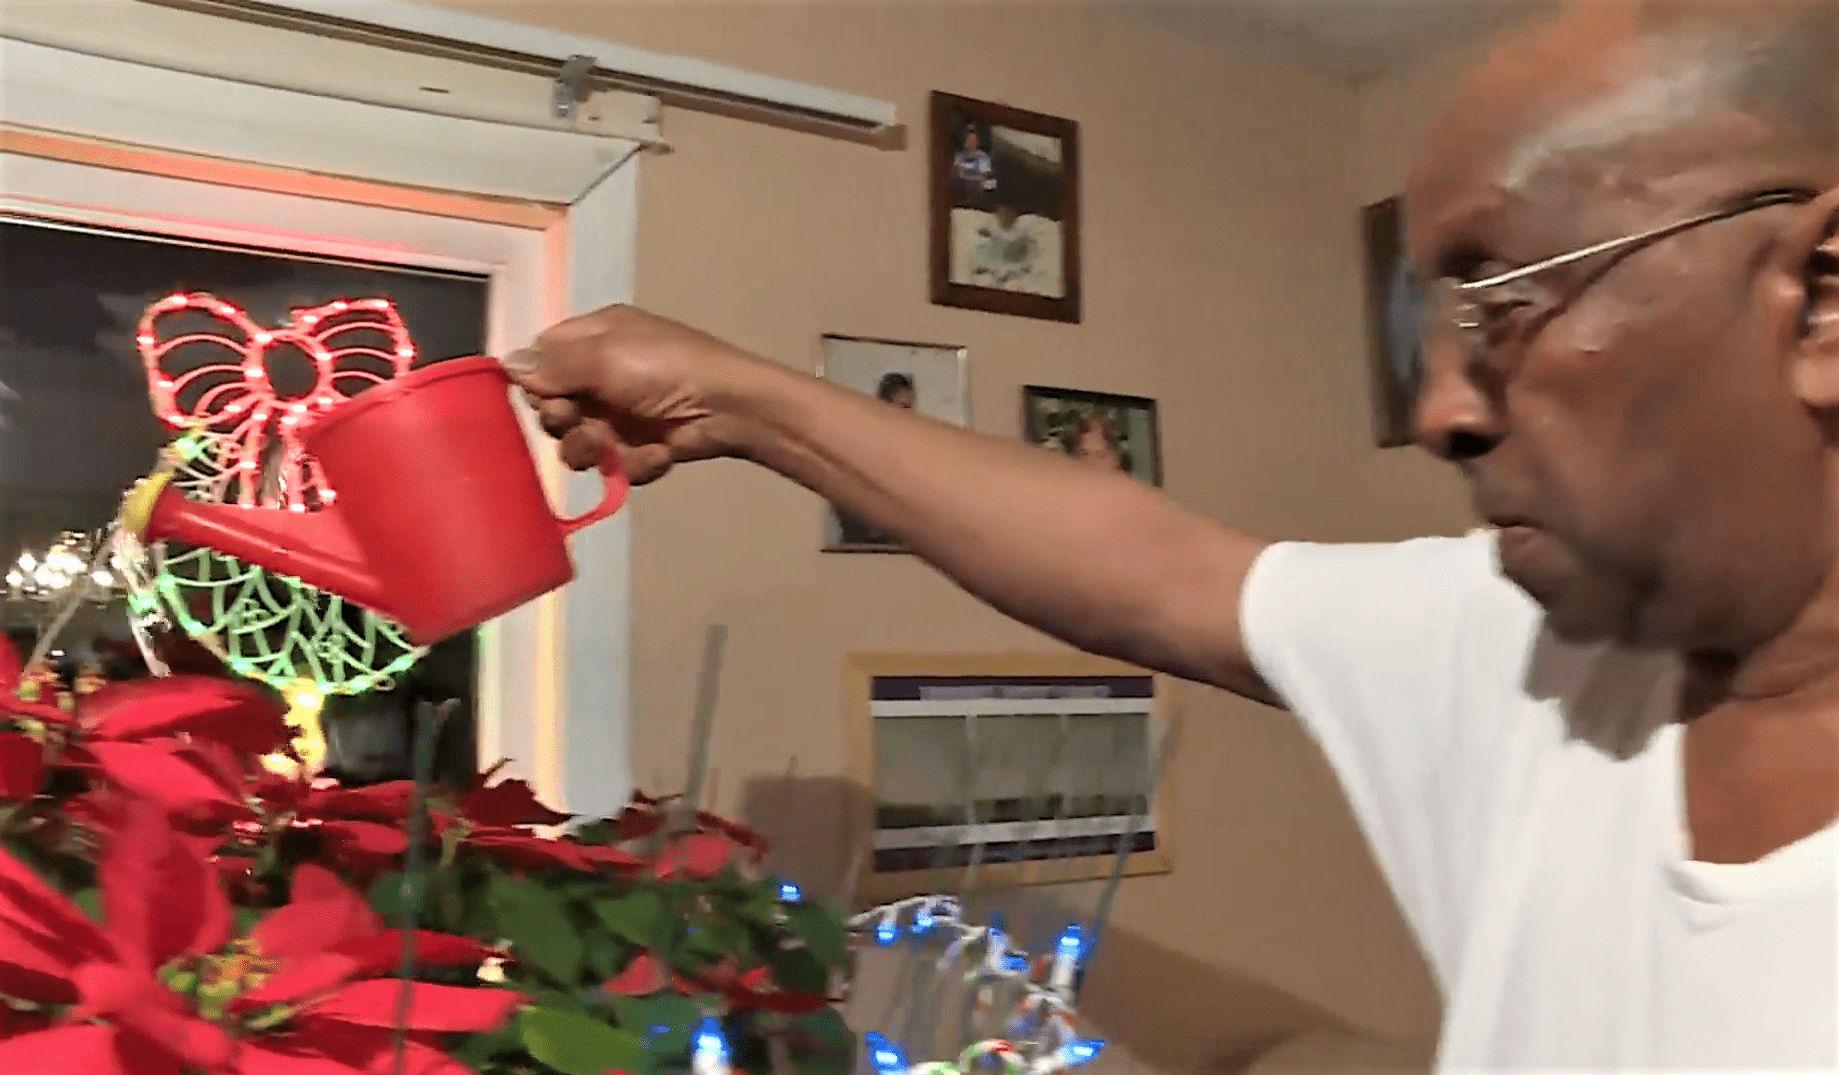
[0,37,640,204]
[557,163,639,818]
[141,0,901,145]
[0,0,661,146]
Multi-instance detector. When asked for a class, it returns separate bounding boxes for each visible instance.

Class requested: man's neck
[1679,563,1839,862]
[1689,552,1839,707]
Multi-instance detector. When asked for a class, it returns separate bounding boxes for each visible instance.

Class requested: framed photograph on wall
[929,91,1081,324]
[1021,385,1161,487]
[818,334,970,552]
[1362,196,1424,448]
[841,652,1176,901]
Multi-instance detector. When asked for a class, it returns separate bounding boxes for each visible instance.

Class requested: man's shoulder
[1258,529,1510,592]
[1245,529,1540,674]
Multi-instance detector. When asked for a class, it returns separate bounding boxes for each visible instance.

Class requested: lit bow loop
[137,294,416,511]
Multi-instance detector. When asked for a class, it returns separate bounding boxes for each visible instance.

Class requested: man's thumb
[499,346,586,399]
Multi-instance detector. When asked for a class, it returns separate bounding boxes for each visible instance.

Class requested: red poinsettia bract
[246,773,412,878]
[617,791,769,859]
[283,764,646,876]
[0,633,69,803]
[0,801,521,1074]
[602,952,831,1016]
[64,674,293,822]
[0,623,292,821]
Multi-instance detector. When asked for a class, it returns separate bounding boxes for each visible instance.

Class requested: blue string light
[778,880,802,902]
[864,1031,908,1075]
[848,897,1103,1072]
[692,1015,728,1067]
[1060,1039,1105,1066]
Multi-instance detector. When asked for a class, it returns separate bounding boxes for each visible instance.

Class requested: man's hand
[500,305,761,485]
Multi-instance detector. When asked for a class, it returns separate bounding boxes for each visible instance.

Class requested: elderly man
[506,2,1837,1070]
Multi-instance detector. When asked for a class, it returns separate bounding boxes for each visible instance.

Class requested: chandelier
[4,531,123,604]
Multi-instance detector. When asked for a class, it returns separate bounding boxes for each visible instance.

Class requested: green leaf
[518,1006,644,1075]
[492,876,585,988]
[529,987,589,1014]
[458,869,501,940]
[584,929,627,980]
[785,1007,856,1075]
[733,880,783,928]
[428,865,466,933]
[366,870,431,923]
[610,992,700,1056]
[234,906,263,938]
[766,944,830,994]
[692,914,747,961]
[573,820,616,846]
[671,923,732,974]
[71,888,103,926]
[785,899,850,967]
[451,1018,523,1067]
[593,888,665,948]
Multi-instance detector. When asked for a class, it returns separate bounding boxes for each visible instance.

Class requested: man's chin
[1493,528,1624,643]
[1495,531,1665,647]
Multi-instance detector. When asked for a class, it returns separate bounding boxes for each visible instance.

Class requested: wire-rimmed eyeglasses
[1422,189,1816,361]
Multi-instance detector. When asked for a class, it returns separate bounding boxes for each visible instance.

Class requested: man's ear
[1786,189,1839,407]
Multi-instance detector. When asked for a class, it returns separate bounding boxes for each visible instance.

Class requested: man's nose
[1413,337,1505,461]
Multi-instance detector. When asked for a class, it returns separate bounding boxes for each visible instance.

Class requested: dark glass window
[0,216,490,787]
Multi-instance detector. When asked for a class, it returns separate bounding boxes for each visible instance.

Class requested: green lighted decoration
[122,293,428,696]
[133,544,423,696]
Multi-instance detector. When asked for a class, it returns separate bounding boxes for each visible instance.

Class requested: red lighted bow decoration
[137,294,416,511]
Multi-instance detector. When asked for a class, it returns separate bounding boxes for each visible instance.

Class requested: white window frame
[0,39,638,817]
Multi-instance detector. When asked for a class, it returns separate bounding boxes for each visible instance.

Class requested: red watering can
[120,357,628,646]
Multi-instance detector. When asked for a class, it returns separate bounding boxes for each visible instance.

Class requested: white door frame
[0,43,637,817]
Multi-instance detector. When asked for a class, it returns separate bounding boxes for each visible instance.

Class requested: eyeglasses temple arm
[1455,192,1809,293]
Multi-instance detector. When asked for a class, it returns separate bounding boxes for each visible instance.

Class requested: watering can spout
[120,474,397,623]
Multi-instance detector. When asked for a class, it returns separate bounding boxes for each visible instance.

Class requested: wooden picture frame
[929,91,1081,324]
[1021,385,1162,487]
[1361,196,1423,448]
[841,652,1176,903]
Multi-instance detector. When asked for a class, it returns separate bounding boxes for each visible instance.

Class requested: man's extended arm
[509,305,1278,704]
[711,357,1277,702]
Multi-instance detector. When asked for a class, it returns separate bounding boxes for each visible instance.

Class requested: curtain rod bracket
[553,54,596,120]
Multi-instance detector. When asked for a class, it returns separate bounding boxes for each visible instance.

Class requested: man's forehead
[1402,3,1740,262]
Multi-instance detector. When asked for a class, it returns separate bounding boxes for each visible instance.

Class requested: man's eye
[1475,297,1535,338]
[1477,296,1532,318]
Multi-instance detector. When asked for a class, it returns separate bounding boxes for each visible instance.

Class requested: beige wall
[438,1,1478,1069]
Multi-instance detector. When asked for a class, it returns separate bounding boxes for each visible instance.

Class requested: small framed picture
[1361,196,1424,448]
[929,91,1081,324]
[1021,385,1161,487]
[818,334,970,552]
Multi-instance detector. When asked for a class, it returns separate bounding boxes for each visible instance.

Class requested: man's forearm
[711,358,1271,692]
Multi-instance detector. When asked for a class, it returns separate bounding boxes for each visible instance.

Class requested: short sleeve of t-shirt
[1239,532,1541,987]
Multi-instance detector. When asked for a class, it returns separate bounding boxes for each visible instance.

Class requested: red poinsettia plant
[0,800,515,1074]
[0,634,856,1075]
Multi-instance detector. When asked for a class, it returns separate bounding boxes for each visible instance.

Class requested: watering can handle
[555,444,630,536]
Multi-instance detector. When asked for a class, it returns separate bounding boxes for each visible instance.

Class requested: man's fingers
[557,421,672,485]
[622,443,674,485]
[558,419,614,472]
[536,397,584,439]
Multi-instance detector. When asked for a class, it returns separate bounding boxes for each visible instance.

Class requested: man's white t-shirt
[1240,533,1838,1074]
